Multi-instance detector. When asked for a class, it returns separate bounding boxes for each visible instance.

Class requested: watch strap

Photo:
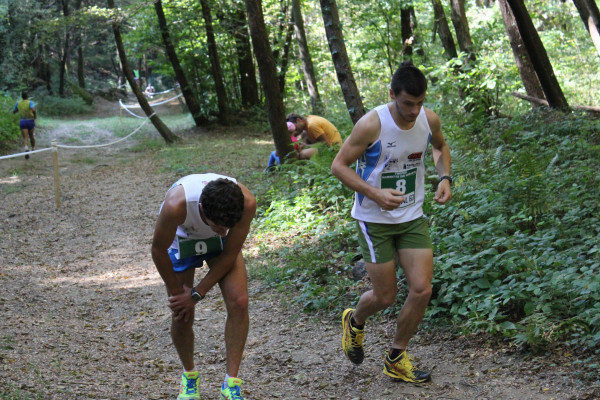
[439,175,453,185]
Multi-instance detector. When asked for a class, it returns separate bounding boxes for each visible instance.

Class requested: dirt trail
[0,109,597,400]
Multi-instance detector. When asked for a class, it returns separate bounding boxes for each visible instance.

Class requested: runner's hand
[434,180,452,204]
[168,285,195,322]
[376,189,404,210]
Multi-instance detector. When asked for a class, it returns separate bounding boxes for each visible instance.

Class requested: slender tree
[154,0,207,126]
[319,0,365,124]
[107,0,178,144]
[400,6,415,57]
[200,0,230,124]
[449,0,475,60]
[59,0,71,96]
[431,0,458,59]
[505,0,569,109]
[498,0,545,106]
[228,3,259,108]
[572,0,600,58]
[244,0,292,160]
[292,0,323,114]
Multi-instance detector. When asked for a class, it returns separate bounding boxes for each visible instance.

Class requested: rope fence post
[52,140,61,209]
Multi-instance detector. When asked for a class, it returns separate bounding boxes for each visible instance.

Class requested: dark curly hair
[390,60,427,97]
[200,178,244,228]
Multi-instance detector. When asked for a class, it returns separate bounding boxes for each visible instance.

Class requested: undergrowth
[251,108,600,380]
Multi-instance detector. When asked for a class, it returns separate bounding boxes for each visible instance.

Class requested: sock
[389,348,404,359]
[224,374,231,386]
[350,317,364,330]
[183,365,196,373]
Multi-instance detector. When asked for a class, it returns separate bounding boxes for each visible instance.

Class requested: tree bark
[231,6,259,108]
[572,0,600,58]
[498,0,545,106]
[319,0,365,124]
[59,0,70,96]
[154,0,207,126]
[75,0,85,88]
[278,15,294,94]
[107,0,178,144]
[292,0,323,114]
[431,0,458,59]
[200,0,230,124]
[244,0,293,160]
[449,0,475,60]
[400,6,414,57]
[505,0,569,109]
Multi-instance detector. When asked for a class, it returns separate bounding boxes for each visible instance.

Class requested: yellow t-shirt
[16,100,35,120]
[306,115,342,145]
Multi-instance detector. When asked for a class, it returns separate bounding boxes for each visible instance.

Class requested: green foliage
[33,93,93,117]
[68,83,94,105]
[429,109,600,353]
[251,145,359,314]
[0,92,20,147]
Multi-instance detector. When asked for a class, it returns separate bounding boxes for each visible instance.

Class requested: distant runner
[13,91,37,160]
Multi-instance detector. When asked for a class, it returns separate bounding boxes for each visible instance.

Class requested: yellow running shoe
[220,377,244,400]
[177,371,200,399]
[342,308,364,364]
[383,350,431,383]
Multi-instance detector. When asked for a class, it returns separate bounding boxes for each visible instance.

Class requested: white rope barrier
[119,93,184,110]
[119,99,147,119]
[57,114,155,149]
[0,147,52,160]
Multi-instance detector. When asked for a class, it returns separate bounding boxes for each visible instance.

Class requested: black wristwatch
[190,287,205,302]
[439,175,453,185]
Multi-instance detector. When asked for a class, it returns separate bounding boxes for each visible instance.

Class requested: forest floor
[1,98,599,400]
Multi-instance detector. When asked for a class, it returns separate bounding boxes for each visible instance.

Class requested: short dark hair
[200,178,244,228]
[21,91,29,99]
[286,113,303,123]
[390,60,427,97]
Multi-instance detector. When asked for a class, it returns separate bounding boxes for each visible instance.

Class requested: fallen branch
[511,92,600,114]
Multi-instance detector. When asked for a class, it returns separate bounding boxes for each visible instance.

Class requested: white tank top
[161,173,237,251]
[351,104,431,224]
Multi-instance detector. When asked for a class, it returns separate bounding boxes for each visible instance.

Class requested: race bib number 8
[177,236,223,259]
[381,168,417,208]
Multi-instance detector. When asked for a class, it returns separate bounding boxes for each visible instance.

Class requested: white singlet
[351,104,431,224]
[161,173,237,256]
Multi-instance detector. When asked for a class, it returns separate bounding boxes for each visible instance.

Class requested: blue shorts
[20,119,35,130]
[168,241,225,273]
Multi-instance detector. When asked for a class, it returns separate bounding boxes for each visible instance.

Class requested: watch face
[191,290,203,302]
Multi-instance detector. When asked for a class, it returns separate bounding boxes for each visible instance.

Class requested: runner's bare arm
[195,183,256,296]
[426,108,452,204]
[331,110,404,210]
[151,186,187,295]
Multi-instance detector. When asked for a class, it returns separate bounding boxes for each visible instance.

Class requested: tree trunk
[292,0,323,114]
[572,0,600,58]
[498,0,545,106]
[278,16,294,94]
[59,0,70,96]
[231,6,259,108]
[107,0,178,144]
[75,0,85,88]
[244,0,293,160]
[154,0,207,126]
[319,0,365,124]
[200,0,230,124]
[505,0,569,109]
[431,0,458,59]
[449,0,475,60]
[400,6,414,57]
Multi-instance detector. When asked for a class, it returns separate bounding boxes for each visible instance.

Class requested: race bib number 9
[177,236,223,259]
[381,169,417,208]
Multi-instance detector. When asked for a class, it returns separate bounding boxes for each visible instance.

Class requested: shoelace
[227,385,243,400]
[350,328,364,347]
[185,376,198,394]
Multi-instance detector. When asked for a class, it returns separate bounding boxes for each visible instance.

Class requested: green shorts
[356,217,432,264]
